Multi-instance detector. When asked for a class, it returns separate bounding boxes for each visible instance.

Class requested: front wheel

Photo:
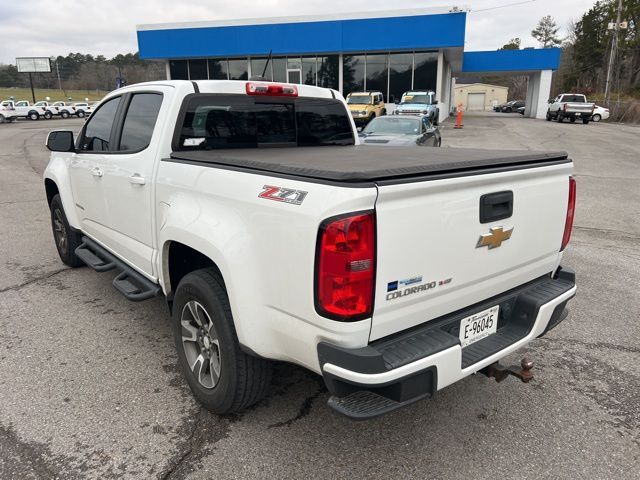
[583,118,590,125]
[44,111,53,120]
[50,194,84,267]
[592,114,601,122]
[557,113,564,123]
[546,110,552,121]
[570,117,576,123]
[76,110,85,118]
[28,111,39,121]
[172,268,272,414]
[61,111,70,119]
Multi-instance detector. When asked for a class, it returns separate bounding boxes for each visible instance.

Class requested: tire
[172,268,272,414]
[381,109,387,116]
[570,117,576,123]
[61,111,70,119]
[367,113,376,124]
[0,114,5,124]
[583,118,590,125]
[557,113,563,123]
[592,114,601,122]
[50,194,84,268]
[546,110,552,121]
[28,111,39,121]
[44,111,53,120]
[76,110,85,118]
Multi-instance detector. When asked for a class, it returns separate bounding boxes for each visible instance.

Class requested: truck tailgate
[371,162,572,341]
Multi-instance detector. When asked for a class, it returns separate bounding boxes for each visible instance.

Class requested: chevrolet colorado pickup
[44,80,577,419]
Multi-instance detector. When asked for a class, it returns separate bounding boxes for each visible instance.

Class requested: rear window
[176,94,354,150]
[563,95,586,103]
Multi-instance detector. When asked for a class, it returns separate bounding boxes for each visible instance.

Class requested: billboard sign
[16,57,51,73]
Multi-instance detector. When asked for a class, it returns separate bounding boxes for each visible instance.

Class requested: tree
[499,38,521,50]
[532,15,562,47]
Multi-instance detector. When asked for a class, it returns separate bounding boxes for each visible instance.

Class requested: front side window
[177,95,354,150]
[119,93,163,151]
[79,96,121,152]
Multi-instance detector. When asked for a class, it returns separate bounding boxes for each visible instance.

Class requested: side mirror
[433,100,438,105]
[46,131,75,152]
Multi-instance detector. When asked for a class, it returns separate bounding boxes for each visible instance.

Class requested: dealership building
[136,7,561,120]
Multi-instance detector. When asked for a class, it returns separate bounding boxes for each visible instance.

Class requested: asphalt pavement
[0,113,638,479]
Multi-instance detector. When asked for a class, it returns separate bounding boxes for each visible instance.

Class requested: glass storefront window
[342,55,365,96]
[365,54,388,101]
[413,52,438,92]
[208,59,228,80]
[388,53,413,103]
[302,57,317,86]
[188,59,208,80]
[272,57,287,83]
[169,60,188,80]
[250,58,272,80]
[227,59,248,80]
[317,56,339,90]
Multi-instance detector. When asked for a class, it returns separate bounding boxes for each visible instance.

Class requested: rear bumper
[318,268,576,419]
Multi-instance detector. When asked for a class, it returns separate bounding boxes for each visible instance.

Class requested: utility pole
[28,73,36,103]
[604,0,624,105]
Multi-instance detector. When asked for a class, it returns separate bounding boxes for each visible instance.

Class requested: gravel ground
[0,113,638,479]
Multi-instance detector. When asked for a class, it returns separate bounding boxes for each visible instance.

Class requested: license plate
[459,305,499,348]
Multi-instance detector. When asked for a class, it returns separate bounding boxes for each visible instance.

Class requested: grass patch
[0,87,108,103]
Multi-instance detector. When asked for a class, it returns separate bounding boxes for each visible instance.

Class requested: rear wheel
[0,114,5,124]
[592,114,601,122]
[76,110,85,118]
[28,111,39,121]
[61,111,70,119]
[570,117,576,123]
[50,194,83,268]
[172,268,272,414]
[44,111,53,120]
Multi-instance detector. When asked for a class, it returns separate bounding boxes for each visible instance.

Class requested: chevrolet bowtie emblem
[476,226,513,249]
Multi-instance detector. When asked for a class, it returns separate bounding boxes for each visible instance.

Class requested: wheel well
[44,179,59,207]
[167,242,224,298]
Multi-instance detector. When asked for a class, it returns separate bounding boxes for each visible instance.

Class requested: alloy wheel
[53,208,67,254]
[181,300,221,389]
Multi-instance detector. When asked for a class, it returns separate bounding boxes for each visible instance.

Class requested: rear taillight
[561,177,576,251]
[246,82,298,97]
[315,211,375,321]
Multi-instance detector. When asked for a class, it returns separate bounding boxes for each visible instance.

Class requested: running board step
[75,236,161,302]
[327,391,431,420]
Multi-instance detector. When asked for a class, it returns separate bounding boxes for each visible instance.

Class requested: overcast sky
[0,0,594,64]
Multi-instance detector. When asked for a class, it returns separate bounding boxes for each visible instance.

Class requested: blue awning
[462,48,561,73]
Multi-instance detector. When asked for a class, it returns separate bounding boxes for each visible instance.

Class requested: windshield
[362,117,420,135]
[347,96,372,105]
[401,94,432,105]
[177,94,354,150]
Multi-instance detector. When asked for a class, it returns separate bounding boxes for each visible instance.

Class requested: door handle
[91,167,103,177]
[128,174,146,185]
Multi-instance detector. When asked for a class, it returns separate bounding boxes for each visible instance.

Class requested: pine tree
[532,16,562,47]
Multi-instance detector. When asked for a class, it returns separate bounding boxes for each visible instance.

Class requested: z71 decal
[259,185,308,206]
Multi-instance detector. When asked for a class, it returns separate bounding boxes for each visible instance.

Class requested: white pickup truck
[44,80,577,419]
[0,100,47,121]
[546,93,595,124]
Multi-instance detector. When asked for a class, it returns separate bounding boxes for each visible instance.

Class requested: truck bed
[168,146,570,184]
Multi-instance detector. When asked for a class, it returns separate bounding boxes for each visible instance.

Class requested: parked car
[54,102,77,119]
[591,105,610,122]
[0,104,19,123]
[546,93,595,124]
[33,101,55,119]
[493,103,507,112]
[346,91,386,126]
[0,100,47,120]
[393,90,440,125]
[44,79,576,419]
[70,102,94,118]
[517,106,525,115]
[501,100,525,113]
[359,114,441,147]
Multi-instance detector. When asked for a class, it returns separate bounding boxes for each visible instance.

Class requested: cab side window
[422,117,432,131]
[118,93,163,151]
[79,97,121,152]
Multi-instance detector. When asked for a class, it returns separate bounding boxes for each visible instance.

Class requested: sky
[0,0,595,64]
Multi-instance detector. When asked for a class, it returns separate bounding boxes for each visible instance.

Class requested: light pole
[604,0,626,105]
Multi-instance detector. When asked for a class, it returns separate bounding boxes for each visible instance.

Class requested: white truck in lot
[43,80,577,419]
[546,93,595,124]
[0,100,47,120]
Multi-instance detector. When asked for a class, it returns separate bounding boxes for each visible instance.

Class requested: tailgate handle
[480,191,513,223]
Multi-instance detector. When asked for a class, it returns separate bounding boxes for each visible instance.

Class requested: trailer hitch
[483,357,534,383]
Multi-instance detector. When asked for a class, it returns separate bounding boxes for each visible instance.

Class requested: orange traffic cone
[454,103,464,129]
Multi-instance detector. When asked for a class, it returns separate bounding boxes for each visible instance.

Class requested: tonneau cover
[169,146,569,183]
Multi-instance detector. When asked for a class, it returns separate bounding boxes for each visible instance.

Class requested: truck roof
[170,147,569,185]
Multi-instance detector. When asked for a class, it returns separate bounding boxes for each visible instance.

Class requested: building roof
[461,49,561,74]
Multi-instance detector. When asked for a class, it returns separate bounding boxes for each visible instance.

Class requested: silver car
[358,115,441,147]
